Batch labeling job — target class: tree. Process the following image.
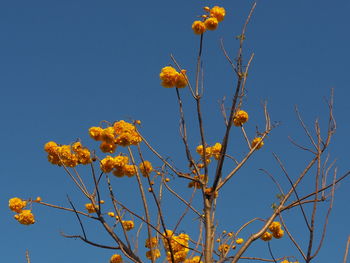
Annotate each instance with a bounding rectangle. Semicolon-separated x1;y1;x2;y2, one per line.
8;3;349;263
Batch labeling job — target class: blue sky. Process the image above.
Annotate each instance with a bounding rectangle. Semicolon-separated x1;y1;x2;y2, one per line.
1;1;350;262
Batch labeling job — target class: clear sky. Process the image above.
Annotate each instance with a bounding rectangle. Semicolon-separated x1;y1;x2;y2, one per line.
1;1;350;262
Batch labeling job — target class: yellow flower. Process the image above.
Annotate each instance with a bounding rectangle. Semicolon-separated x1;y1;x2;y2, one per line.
89;126;103;141
113;167;125;177
100;141;117;153
100;156;116;173
110;254;123;263
85;203;98;213
145;237;159;248
115;131;142;146
114;155;129;168
75;148;92;164
14;210;35;225
218;244;229;254
210;6;226;22
175;70;188;89
196;145;212;158
9;197;27;213
123;164;137;177
236;238;244;244
260;231;273;241
101;127;116;143
160;66;179;88
211;142;222;160
107;212;115;217
203;6;210;12
113;120;136;134
192;21;206;35
146;249;161;260
251;137;264;149
233;110;249;126
122;220;135;231
272;229;284;239
204;17;219;30
44;141;58;154
269;221;282;233
139;161;153;177
71;142;82;152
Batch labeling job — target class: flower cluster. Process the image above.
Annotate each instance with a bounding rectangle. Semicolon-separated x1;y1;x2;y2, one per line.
9;198;35;225
145;238;161;261
44;141;92;167
162;230;190;263
218;244;229;254
192;6;226;35
196;142;222;162
261;221;284;241
121;220;135;231
233;110;249;126
89;120;142;152
110;254;123;263
139;160;153;177
99;155;135;177
159;66;188;88
280;260;299;263
85;203;99;213
251;137;264;150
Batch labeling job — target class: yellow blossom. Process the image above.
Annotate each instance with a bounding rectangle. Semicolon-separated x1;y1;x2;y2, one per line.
100;127;115;143
114;155;129;168
204;17;219;30
113;167;125;177
211;142;222;160
89;126;103;140
260;231;273;241
14;210;35;225
85;203;98;213
139;161;153;177
210;6;226;22
160;66;179;88
123;164;137;177
9;197;27;213
122;220;135;231
233;110;249;126
146;249;161;260
192;21;206;35
236;238;244;244
176;70;188;89
113;120;136;134
110;254;123;263
218;244;229;254
203;6;210;12
251;137;264;149
272;229;284;239
44;141;58;154
269;221;282;233
145;237;158;248
115;131;142;146
75;148;92;164
108;212;115;217
196;145;212;158
100;156;116;173
71;141;82;152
